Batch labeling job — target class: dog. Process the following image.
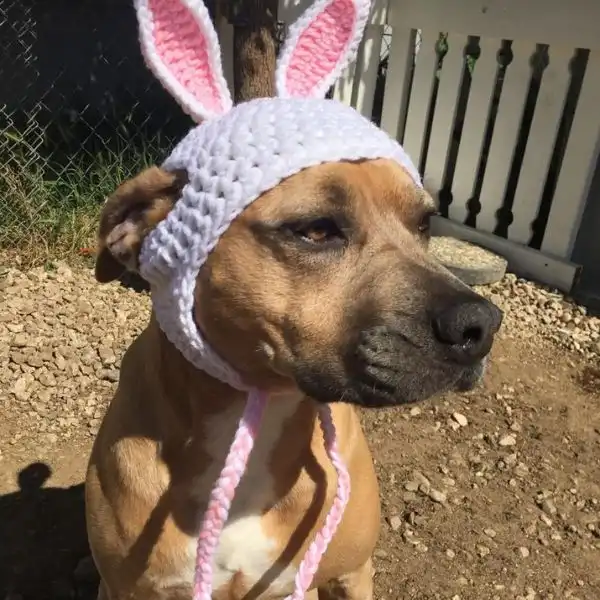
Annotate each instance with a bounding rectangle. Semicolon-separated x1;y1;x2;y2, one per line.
85;157;502;600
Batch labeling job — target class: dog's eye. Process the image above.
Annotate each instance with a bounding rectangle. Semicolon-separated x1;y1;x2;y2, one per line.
291;218;345;245
418;211;437;235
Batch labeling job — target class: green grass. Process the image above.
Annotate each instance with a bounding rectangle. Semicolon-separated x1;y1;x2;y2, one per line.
0;128;164;268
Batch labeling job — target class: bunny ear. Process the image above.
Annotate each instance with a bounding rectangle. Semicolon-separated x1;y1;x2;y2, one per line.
134;0;233;122
275;0;372;99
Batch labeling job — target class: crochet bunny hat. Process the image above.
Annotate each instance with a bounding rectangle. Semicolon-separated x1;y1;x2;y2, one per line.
132;0;422;598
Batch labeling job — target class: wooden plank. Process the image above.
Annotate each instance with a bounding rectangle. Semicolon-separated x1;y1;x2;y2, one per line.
449;37;500;223
509;46;571;246
352;24;385;118
422;33;466;196
380;27;416;141
401;28;440;171
542;51;600;258
333;62;358;106
388;0;600;50
369;0;390;25
477;40;536;233
431;216;580;293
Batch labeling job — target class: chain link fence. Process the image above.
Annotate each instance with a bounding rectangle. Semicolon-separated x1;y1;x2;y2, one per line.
0;0;195;263
0;0;395;266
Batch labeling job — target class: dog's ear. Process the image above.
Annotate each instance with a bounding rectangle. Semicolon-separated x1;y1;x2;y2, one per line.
95;166;186;283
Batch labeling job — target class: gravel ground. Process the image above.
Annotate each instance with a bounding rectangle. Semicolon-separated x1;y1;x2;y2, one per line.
1;259;599;600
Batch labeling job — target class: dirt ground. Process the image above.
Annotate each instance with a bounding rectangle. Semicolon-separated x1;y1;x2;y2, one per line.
1;264;599;600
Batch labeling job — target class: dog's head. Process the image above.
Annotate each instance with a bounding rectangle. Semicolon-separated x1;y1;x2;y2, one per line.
96;158;502;407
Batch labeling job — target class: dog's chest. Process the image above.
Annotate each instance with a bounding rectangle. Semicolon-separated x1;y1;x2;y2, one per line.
184;399;300;597
160;514;297;598
210;514;296;595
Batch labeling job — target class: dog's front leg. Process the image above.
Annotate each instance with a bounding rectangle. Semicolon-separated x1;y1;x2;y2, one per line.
317;559;374;600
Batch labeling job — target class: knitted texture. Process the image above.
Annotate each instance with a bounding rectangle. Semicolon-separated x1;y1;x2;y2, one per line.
136;0;233;121
290;404;351;599
130;0;423;598
275;0;371;98
194;389;267;599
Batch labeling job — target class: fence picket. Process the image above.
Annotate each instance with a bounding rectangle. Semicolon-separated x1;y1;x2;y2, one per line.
422;33;465;197
402;29;440;172
449;37;499;224
380;27;416;142
476;41;536;234
542;51;600;257
353;24;385;119
508;47;571;246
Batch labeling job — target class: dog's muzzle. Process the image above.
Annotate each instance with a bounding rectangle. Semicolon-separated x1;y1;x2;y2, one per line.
343;295;502;407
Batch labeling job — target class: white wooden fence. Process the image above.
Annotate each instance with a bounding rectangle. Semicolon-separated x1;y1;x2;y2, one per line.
225;0;600;292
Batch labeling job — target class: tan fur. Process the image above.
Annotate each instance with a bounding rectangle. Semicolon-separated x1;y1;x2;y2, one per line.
95;167;186;283
86;159;490;600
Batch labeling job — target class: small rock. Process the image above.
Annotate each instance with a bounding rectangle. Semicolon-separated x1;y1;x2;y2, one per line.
452;412;469;427
429;489;446;503
477;545;490;557
515;463;529;477
540;498;557;516
484;528;497;538
389;516;402;531
419;481;431;495
26;354;43;368
518;546;530;558
12;333;27;348
446;548;456;559
101;369;120;383
38;372;57;387
499;434;517;447
98;346;116;365
409;406;421;417
12;376;31;400
412;470;430;487
10;352;25;364
540;514;553;527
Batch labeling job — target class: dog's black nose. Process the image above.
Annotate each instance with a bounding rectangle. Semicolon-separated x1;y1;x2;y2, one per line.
432;298;502;364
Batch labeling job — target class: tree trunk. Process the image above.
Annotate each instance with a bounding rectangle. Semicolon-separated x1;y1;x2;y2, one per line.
227;0;280;103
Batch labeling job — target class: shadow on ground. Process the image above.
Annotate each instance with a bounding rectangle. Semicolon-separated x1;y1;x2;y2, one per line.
0;462;98;600
117;271;150;293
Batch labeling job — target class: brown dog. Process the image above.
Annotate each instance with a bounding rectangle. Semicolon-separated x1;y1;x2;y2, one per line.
86;158;502;600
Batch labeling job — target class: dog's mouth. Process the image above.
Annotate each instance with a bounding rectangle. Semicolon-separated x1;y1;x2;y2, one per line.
293;330;491;408
349;358;487;408
296;358;487;408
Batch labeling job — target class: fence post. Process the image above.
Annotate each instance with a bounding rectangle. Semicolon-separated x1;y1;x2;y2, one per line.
572;154;600;314
227;0;280;102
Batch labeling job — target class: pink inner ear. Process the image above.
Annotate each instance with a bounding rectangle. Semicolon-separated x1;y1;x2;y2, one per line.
149;0;224;114
285;0;357;97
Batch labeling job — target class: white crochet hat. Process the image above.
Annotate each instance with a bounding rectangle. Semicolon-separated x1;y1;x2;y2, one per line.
133;0;422;389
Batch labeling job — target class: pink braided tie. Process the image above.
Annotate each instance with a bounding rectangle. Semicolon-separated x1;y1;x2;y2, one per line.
193;389;351;600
